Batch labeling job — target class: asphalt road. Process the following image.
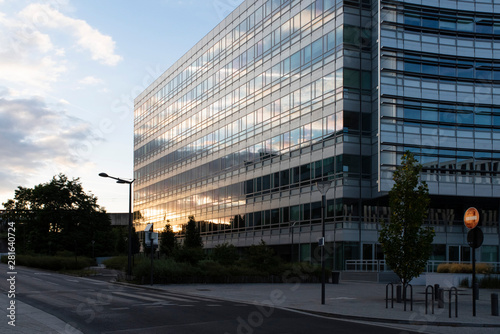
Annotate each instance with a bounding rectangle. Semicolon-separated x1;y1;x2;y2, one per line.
0;264;417;334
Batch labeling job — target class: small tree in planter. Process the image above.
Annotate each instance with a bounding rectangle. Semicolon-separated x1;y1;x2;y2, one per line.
379;151;435;300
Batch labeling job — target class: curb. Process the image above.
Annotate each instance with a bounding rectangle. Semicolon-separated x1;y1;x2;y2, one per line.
289;308;500;328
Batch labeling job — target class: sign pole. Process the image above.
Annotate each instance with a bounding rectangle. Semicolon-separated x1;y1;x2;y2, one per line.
472;247;476;317
464;207;483;317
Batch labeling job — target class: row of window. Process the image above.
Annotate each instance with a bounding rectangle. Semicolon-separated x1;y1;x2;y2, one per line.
134;109;363;203
135;0;338;122
244;155;371;196
134;150;370;209
404;12;500;35
381;100;500;126
134;68;341;171
134;24;343;149
135;0;294;120
403;59;500;81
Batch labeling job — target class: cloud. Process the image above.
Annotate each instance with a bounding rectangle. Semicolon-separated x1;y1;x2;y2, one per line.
0;10;65;91
19;4;122;66
0;93;103;195
0;3;121;92
78;76;103;85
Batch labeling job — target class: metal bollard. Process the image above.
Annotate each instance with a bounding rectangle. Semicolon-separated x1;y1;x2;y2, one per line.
434;284;440;301
438;288;445;309
492;293;499;316
396;285;402;303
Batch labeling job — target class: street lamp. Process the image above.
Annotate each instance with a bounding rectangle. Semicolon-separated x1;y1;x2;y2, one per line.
99;172;135;279
316;180;332;305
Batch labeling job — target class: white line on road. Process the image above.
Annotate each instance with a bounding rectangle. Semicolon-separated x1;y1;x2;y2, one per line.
65;279;79;282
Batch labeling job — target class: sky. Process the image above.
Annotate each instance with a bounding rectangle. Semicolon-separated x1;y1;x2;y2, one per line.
0;0;244;212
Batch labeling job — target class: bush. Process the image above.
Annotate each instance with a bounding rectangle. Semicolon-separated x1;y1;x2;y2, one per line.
211;243;239;266
133;258;201;284
173;246;205;265
2;255;93;271
460;276;500;288
436;263;492;274
479;275;500;289
244;240;282;273
102;256;128;270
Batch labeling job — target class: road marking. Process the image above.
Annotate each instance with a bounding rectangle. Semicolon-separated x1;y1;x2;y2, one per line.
44;281;60;286
76;277;109;285
206;304;222;307
111;307;129;311
65;279;79;282
177;305;194;307
149;294;196;302
113;292;163;302
140;291;201;303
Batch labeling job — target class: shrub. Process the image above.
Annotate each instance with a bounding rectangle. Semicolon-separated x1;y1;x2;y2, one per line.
102;256;128;270
174;246;205;265
479;276;500;289
211;243;239;266
436;263;492;274
280;262;322;282
459;277;469;288
2;255;93;271
244;240;282;273
133;258;201;284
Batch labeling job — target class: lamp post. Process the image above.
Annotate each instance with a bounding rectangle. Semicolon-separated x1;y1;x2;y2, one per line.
99;172;135;279
317;180;332;305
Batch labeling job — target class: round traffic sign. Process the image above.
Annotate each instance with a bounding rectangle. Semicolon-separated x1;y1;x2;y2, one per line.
467;227;484;249
464;207;480;229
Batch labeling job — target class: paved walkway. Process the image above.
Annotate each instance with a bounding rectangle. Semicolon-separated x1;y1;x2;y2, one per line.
0;293;82;334
153;281;500;334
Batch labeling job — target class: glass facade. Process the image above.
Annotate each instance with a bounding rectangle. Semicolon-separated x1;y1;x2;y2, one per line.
134;0;500;269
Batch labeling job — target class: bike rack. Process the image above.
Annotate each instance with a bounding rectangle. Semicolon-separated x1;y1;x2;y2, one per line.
404;284;413;311
386;282;394;309
449;286;458;318
425;285;434;315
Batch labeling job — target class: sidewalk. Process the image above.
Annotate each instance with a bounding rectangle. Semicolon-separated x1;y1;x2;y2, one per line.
152;280;500;334
0;293;82;334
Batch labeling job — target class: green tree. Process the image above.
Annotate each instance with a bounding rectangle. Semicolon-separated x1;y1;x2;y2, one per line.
3;174;113;257
114;227;127;254
131;226;140;255
174;216;204;264
378;151;435;291
212;242;239;266
160;224;176;257
245;240;281;273
184;215;203;248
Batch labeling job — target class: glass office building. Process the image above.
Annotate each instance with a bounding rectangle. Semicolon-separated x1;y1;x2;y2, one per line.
134;0;500;269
